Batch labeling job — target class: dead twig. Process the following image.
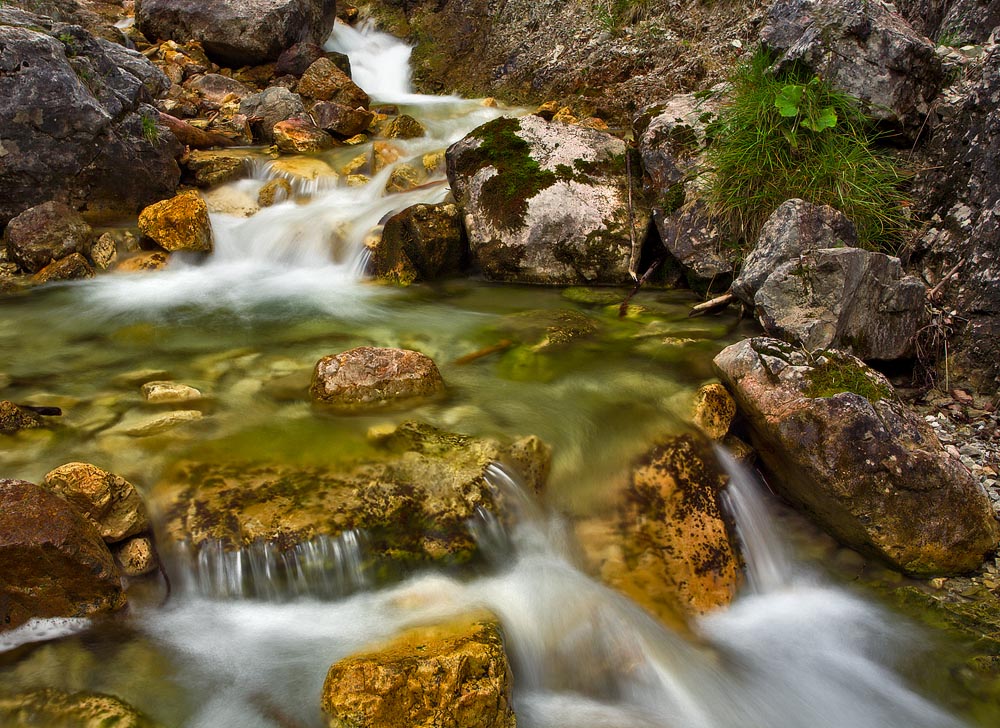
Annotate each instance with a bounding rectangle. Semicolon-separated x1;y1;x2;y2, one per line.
689;291;736;318
619;253;666;317
454;339;513;365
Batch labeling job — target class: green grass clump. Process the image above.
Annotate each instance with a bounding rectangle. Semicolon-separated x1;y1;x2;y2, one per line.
141;115;160;144
804;353;893;402
705;50;909;251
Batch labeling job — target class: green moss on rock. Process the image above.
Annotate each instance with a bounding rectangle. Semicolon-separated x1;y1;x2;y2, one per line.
804;352;894;402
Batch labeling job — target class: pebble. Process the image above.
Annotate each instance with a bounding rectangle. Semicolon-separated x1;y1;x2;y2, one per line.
141;381;203;403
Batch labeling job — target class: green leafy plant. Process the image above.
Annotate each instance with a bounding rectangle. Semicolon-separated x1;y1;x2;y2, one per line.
705;50;909;251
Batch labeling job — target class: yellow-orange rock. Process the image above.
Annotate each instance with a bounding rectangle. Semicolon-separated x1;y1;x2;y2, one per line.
692;382;737;440
138;191;213;253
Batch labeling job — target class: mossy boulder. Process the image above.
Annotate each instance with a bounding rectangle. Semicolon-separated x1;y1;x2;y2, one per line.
153;421;551;574
138;191;213;253
0;689;157;728
713;337;1000;575
322;617;516;728
446;115;650;285
310;347;445;413
0;478;126;632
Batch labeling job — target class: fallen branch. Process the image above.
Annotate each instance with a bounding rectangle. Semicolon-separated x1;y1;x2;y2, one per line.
689;291;736;318
454;339;513;365
619;253;666;317
927;258;964;302
158;111;237;149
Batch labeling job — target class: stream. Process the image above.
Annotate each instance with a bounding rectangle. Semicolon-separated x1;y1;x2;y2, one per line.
0;19;987;728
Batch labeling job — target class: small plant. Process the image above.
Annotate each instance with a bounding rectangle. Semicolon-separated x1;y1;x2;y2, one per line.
705;50;909;252
56;31;78;56
593;0;653;31
804;352;893;402
141;115;160;144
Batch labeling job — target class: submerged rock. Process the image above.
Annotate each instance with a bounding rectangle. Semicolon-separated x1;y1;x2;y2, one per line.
137;0;338;67
0;689;156;728
43;462;150;543
322;617;516;728
154;421;550;572
0;400;45;434
138;191;214;253
310;347;445;413
714;337;1000;575
0;478;126;632
761;0;945;136
446;115;650;285
3;201;92;274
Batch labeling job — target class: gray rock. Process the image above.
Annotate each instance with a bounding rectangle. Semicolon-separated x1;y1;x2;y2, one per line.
184;73;252;103
446;115;650;285
0;16;182;226
760;0;946;136
136;0;338;67
754;246;928;360
653;198;735;288
239;86;307;143
3;201;92;273
732;199;858;304
713;337;1000;575
894;0;1000;44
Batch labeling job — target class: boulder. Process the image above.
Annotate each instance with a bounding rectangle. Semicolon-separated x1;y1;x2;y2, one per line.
153;421;551;573
0;400;45;434
311;100;374;137
760;0;946;136
43;462;151;543
582;433;741;623
3;201;92;273
310;347;445;412
369;203;466;282
138;191;214;253
446;115;650;285
0;479;126;632
754;246;928;360
31;253;96;284
239;86;307;144
692;382;737;440
713;337;1000;575
0;15;181;226
0;689;155;728
383;114;427;139
275;42;351;77
297;58;370;108
322;618;516;728
653;199;736;288
182;149;250;188
273;117;336;153
895;0;1000;44
136;0;338;67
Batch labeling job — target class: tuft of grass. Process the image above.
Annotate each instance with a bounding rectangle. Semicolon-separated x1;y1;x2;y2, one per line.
704;50;909;252
593;0;654;31
141;115;160;144
804;352;894;402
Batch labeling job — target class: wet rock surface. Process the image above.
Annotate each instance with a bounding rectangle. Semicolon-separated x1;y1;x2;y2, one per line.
369;203;466;283
310;347;445;412
0;478;126;632
43;462;151;544
714;337;1000;575
322;617;516;728
446;115;649;285
3;202;93;274
137;191;213;253
0;688;157;728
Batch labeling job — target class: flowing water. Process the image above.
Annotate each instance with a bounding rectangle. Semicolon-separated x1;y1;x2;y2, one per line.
0;19;988;728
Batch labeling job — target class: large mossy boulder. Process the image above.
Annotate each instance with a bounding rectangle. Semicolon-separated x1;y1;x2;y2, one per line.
760;0;945;137
0;11;181;226
136;0;338;67
322;617;516;728
153;422;550;574
1;479;126;632
713;337;1000;575
446;115;650;285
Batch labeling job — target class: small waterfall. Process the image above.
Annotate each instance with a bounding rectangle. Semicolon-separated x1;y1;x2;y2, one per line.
173;532;369;601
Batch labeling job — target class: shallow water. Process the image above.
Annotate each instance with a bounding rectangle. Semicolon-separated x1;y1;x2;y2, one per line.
0;19;991;728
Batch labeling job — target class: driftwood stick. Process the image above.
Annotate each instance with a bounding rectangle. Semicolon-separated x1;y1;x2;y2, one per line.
158;112;237;149
625;149;639;280
689;291;736;318
454;339;514;365
928;259;964;301
619;254;666;317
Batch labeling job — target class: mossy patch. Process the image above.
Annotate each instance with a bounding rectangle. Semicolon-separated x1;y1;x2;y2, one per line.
804;353;893;402
458;117;557;230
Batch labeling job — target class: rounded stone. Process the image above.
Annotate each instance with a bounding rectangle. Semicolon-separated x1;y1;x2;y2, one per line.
310;347;445;412
114;536;158;577
138;191;214;253
43;462;150;543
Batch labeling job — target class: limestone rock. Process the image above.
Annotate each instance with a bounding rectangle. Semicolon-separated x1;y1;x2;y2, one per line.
115;251;171;273
136;0;338;67
0;400;45;434
3;201;92;273
713;337;1000;575
446;115;650;285
273;117;336;153
154;421;551;569
322;618;516;728
760;0;945;136
0;689;156;728
258;178;293;207
312;101;374;137
0;479;126;632
114;536;158;577
31;253;95;285
754;246;928;360
297;58;370;108
239;87;307;144
0;15;181;226
182;149;250;188
369;203;466;282
653;199;735;288
310;347;445;413
138;191;214;253
383;114;427;139
184;73;252;104
692;382;737;440
43;462;151;543
384;163;424;194
90;233;118;270
141;380;203;402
